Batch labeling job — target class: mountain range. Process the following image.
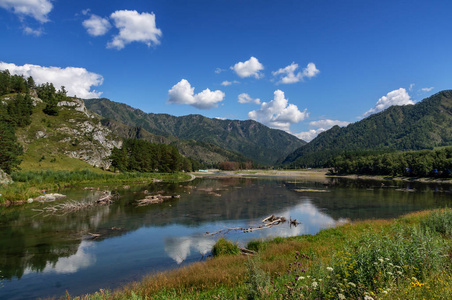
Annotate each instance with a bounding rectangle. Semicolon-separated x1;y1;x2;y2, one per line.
85;98;306;165
282;90;452;167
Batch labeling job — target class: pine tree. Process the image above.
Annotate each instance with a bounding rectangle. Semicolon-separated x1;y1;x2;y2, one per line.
0;120;23;174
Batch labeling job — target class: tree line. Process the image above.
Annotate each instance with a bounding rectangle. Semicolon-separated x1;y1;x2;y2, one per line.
329;147;452;177
110;139;195;173
0;70;70;173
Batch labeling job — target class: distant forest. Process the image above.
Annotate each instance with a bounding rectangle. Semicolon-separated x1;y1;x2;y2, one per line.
329;147;452;177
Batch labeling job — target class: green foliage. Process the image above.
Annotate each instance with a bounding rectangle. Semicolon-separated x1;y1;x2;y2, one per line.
110;139;191;173
246;259;271;300
420;209;452;236
0;120;23;174
246;240;264;252
284;90;452;168
37;82;68;116
6;93;33;127
212;238;240;257
329;147;452;177
0;70;31;96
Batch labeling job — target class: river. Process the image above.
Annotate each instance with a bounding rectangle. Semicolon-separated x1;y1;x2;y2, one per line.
0;176;451;299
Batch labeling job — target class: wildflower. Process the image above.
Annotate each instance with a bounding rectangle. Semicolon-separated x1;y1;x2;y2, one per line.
373;262;378;265
312;281;318;289
389;263;394;266
387;272;393;276
378;258;384;263
319;279;323;282
412;277;417;281
382;290;388;294
338;293;346;300
298;276;305;281
397;271;403;275
327;267;334;272
348;282;356;288
385;258;390;261
364;296;374;300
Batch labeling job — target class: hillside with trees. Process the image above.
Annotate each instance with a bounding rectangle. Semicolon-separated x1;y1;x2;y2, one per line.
283;90;452;168
85;98;306;165
101;119;251;168
329;147;452;177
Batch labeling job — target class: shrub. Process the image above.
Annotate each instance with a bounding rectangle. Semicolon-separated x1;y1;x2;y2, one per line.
212;238;240;257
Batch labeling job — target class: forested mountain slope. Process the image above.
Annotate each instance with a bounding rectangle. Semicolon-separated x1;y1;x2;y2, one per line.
283;90;452;167
101;119;251;167
85;98;306;165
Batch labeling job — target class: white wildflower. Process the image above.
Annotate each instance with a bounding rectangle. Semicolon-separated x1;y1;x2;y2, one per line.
364;296;374;300
378;258;384;262
382;290;388;294
298;276;305;280
387;272;393;276
327;267;334;272
397;271;403;275
338;293;346;300
312;281;318;289
348;282;356;288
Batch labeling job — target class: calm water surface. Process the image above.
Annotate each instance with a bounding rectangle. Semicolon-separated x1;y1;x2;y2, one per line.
0;176;451;299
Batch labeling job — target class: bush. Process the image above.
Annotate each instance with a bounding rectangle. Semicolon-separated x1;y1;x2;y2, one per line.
212;238;240;257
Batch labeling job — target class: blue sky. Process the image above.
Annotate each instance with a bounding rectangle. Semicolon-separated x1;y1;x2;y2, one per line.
0;0;451;141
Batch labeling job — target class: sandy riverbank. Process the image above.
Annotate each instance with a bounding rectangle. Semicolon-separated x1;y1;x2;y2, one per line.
192;169;452;184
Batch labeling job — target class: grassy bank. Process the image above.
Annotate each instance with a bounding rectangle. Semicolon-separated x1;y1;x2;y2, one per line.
65;209;452;300
0;169;190;204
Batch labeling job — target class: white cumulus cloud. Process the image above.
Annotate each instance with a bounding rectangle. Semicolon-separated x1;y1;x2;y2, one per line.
272;62;319;84
0;62;104;98
295;119;350;142
363;88;414;117
248;90;308;132
107;10;162;50
309;119;350;129
83;14;111;36
168;79;225;109
231;57;264;79
238;93;261;105
0;0;53;22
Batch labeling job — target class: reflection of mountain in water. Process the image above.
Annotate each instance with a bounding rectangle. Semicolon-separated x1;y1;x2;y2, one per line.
1;177;450;280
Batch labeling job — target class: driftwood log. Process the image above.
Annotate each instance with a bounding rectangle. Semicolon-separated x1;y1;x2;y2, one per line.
206;214;300;236
136;194;180;206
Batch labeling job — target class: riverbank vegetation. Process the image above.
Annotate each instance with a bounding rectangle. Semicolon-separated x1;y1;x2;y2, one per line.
329;147;452;178
0;169;190;204
65;208;452;299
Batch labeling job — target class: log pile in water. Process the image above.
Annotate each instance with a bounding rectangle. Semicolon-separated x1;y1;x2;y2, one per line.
206;214;301;236
136;194;180;206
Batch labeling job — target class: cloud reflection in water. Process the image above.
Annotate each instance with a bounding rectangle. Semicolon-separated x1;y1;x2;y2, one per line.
164;235;216;264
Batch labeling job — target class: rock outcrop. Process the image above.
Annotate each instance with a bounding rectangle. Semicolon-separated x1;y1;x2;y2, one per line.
0;168;13;185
